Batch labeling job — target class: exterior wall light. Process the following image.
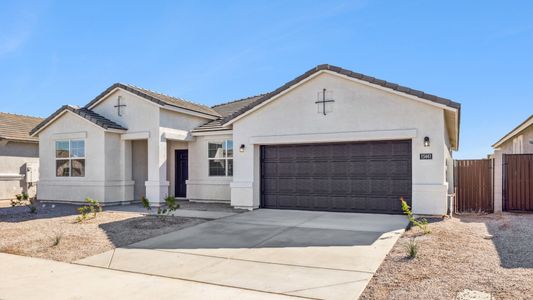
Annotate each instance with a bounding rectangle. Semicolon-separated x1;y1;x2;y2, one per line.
239;144;246;152
424;136;430;147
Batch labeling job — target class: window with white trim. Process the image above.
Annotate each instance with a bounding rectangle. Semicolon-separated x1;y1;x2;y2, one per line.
208;140;233;176
56;140;85;177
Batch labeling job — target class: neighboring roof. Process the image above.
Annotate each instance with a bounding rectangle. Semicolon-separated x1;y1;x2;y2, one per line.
193;94;265;132
221;64;461;124
85;83;221;118
0;112;44;142
30;105;127;136
492;114;533;148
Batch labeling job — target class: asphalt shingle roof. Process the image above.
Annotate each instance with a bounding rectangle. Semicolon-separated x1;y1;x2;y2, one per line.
0;112;44;142
30;105;127;136
193;94;265;132
219;64;461;124
85;83;221;118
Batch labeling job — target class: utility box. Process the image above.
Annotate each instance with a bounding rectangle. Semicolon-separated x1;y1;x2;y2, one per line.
25;163;39;183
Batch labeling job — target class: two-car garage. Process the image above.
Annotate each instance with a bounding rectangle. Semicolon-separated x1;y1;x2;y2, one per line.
260;140;412;214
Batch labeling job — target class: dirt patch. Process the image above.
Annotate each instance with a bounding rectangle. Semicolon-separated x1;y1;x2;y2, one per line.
360;213;533;300
0;205;206;263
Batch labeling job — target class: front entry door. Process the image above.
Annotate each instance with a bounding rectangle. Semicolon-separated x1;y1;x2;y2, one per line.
175;150;188;198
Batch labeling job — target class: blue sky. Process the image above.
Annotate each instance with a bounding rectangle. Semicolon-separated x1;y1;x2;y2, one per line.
1;1;532;158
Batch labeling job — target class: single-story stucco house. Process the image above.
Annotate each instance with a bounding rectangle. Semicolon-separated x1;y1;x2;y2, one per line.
30;64;460;215
0;112;43;201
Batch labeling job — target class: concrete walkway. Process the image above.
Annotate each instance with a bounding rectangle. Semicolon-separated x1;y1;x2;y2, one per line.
0;253;301;300
77;209;408;300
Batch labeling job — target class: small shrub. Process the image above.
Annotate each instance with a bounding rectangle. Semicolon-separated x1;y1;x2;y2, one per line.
11;192;29;207
400;197;430;234
141;196;151;212
52;233;62;247
156;196;180;217
405;238;418;259
28;205;37;214
75;198;102;223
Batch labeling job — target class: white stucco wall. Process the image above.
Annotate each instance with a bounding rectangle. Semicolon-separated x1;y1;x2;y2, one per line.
231;72;453;215
37;112;107;203
37;87;213;205
0;141;39;200
187;134;233;203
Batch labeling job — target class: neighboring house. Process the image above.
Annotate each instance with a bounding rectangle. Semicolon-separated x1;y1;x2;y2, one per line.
492;115;533;154
30;64;460;215
0;112;43;201
492;114;533;212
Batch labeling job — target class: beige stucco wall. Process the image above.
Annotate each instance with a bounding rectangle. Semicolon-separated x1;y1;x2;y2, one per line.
0;141;39;200
38;88;212;205
187;134;233;203
37;112;107;203
132;140;148;200
497;125;533;154
231;72;454;215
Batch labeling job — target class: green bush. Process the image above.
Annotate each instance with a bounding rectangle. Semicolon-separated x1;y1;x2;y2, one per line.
157;196;180;216
405;238;418;259
75;198;102;223
141;196;151;212
400;197;430;234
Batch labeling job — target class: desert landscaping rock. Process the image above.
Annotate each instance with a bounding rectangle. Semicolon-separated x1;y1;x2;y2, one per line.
360;213;533;300
456;289;492;300
0;204;206;262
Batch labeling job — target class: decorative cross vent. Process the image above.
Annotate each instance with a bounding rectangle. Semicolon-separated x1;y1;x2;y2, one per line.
315;88;335;115
114;96;126;116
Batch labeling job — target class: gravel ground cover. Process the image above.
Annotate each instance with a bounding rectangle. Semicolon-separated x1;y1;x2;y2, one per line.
360;213;533;300
0;203;206;262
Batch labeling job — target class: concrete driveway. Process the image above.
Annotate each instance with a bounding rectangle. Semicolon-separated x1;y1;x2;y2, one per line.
77;209;408;300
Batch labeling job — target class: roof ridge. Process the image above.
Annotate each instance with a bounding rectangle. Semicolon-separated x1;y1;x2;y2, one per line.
212;92;270;108
0;111;44;120
122;83;214;110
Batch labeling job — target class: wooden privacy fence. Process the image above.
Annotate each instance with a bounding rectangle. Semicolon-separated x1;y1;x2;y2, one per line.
503;154;533;211
454;159;493;213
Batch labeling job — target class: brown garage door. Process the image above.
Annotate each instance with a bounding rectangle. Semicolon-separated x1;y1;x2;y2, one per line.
260;140;412;214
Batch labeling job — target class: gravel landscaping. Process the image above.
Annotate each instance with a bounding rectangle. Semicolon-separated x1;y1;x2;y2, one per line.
360;213;533;300
0;203;207;262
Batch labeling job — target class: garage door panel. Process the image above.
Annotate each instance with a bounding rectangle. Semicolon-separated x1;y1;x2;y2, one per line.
261;140;412;214
349;160;368;176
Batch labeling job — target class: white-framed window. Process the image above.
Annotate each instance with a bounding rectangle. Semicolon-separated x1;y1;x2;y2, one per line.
208;140;233;176
55;140;86;177
513;135;524;154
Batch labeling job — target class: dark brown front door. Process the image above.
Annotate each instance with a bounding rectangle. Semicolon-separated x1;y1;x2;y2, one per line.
260;140;412;214
175;150;188;198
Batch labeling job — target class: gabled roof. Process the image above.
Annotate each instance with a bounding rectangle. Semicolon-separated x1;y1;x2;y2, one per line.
0;112;44;142
193;94;265;132
30;105;127;136
85;83;221;118
221;64;461;124
492;114;533;148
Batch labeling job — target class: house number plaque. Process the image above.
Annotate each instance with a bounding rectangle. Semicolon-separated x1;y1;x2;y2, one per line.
420;153;433;160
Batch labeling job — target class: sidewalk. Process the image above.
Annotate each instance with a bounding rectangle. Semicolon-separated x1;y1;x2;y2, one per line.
0;253;302;300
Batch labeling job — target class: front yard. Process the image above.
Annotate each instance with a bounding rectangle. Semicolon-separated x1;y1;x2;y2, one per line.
361;213;533;300
0;203;206;262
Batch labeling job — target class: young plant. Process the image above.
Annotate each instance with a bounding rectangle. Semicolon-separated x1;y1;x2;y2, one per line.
141;196;151;212
405;238;418;259
400;197;431;234
28;205;37;214
11;192;29;207
75;198;102;223
52;233;63;247
156;196;180;216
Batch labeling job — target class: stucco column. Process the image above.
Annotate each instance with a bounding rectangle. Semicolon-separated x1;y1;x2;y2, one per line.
493;149;503;213
145;130;169;206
